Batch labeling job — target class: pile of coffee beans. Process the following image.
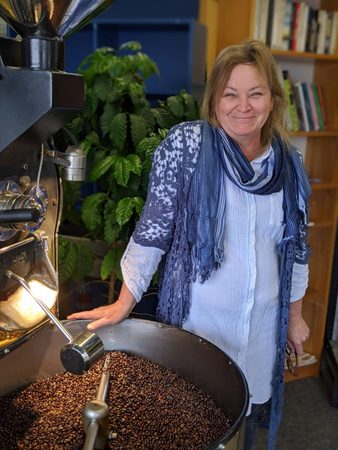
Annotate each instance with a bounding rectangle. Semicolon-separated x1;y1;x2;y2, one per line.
0;351;231;449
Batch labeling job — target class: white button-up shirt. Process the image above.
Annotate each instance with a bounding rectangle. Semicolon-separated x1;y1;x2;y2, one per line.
121;147;308;413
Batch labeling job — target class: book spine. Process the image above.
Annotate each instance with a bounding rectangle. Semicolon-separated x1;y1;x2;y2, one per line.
297;3;310;52
266;0;276;46
306;82;320;130
317;85;328;130
329;11;338;54
294;82;310;131
306;8;318;53
290;2;301;51
324;11;334;54
259;0;270;42
282;70;299;131
312;84;324;131
317;9;328;54
281;0;293;50
301;82;315;130
253;0;262;39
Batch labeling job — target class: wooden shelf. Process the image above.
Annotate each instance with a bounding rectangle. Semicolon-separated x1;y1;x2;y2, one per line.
290;130;338;137
310;182;338;190
272;49;338;61
308;220;335;228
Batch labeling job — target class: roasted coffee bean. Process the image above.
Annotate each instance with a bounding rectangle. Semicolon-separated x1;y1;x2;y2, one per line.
0;352;231;449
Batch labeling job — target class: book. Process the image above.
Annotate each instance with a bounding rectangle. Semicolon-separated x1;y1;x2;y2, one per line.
306;7;319;53
253;0;262;40
271;0;285;49
317;85;328;130
276;64;292;130
301;82;315;130
258;0;270;42
329;11;338;54
305;82;320;131
324;11;334;54
312;84;324;131
280;0;293;50
290;2;302;51
294;82;310;131
297;2;310;52
266;0;276;46
316;9;328;54
282;70;300;131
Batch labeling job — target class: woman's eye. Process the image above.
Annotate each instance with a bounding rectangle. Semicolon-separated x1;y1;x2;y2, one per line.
250;92;263;97
224;93;236;97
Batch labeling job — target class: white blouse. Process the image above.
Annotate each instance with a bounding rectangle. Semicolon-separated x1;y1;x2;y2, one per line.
120;148;308;413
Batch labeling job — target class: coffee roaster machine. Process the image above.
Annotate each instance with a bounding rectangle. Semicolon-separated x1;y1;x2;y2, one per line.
0;2;249;449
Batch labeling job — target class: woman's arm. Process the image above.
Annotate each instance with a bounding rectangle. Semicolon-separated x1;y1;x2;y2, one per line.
287;298;310;355
287;262;310;354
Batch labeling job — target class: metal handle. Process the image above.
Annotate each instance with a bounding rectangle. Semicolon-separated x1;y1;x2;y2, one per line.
5;270;73;342
83;355;110;450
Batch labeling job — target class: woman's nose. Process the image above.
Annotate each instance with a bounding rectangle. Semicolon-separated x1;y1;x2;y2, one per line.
237;96;251;111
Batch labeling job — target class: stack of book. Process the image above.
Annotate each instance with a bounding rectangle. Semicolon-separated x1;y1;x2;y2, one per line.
253;0;338;54
279;69;328;132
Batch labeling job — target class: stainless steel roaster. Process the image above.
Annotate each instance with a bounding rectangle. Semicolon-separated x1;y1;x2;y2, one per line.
0;318;249;450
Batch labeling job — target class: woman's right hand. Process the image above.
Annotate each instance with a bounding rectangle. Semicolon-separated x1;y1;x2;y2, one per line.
67;283;137;331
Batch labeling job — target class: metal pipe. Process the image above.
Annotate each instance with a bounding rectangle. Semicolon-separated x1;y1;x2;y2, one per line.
96;353;110;401
5;270;73;342
83;422;99;450
83;355;111;449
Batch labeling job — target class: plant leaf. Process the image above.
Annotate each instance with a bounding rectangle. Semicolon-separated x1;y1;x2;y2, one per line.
115;197;135;226
115;196;144;226
167;95;185;117
133;196;145;215
58;239;77;284
81;192;107;232
93;74;113;101
104;200;121;244
182;91;200;120
89;155;115;181
119;41;142;52
100;103;117;136
130;113;148;148
126;154;142;176
113;155;131;186
110;113;127;151
100;247;124;281
72;241;94;283
83;91;98;117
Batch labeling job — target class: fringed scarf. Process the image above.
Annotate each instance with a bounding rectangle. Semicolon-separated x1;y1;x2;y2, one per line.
156;122;311;449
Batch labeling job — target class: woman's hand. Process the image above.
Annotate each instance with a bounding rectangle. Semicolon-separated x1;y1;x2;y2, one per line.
287;299;310;355
67;283;137;331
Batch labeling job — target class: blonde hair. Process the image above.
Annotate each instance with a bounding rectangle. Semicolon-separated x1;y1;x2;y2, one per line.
200;40;289;147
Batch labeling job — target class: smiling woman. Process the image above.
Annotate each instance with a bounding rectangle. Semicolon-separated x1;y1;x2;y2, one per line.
68;40;311;450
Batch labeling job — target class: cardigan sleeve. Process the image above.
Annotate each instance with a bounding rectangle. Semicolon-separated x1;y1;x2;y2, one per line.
132;121;202;252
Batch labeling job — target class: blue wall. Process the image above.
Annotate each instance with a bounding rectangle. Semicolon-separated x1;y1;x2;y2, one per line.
65;0;206;99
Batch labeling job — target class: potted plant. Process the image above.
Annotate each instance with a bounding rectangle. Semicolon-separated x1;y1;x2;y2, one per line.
58;41;200;304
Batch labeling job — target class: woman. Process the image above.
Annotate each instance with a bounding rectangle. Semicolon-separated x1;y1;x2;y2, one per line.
68;40;311;449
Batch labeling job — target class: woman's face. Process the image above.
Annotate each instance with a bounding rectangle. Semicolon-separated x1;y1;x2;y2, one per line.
215;64;274;143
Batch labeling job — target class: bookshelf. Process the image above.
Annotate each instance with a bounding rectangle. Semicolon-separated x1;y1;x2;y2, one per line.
199;0;338;381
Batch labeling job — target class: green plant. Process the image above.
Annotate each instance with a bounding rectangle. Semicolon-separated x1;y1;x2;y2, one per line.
59;41;200;295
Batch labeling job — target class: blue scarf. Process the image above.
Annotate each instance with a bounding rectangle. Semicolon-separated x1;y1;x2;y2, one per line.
156;122;310;449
